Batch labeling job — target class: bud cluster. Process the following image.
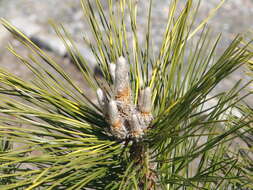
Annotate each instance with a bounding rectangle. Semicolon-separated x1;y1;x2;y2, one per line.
96;56;153;140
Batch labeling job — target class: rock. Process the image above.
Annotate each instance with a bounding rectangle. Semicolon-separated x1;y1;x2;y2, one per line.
9;17;41;37
202;95;243;118
30;34;66;56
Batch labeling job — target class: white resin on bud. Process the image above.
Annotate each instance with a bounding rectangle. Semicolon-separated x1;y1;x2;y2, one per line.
130;114;143;138
108;100;127;139
109;63;116;82
108;100;119;124
96;88;105;107
115;56;130;101
138;87;152;114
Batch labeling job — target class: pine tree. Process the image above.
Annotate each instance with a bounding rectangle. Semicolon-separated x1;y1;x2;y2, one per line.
0;0;252;189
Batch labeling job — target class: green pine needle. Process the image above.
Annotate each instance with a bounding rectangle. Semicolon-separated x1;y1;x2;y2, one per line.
0;0;252;189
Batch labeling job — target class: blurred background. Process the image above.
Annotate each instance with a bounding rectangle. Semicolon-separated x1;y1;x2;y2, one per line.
0;0;252;103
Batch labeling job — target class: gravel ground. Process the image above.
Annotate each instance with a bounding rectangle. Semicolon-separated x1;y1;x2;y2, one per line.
0;0;252;103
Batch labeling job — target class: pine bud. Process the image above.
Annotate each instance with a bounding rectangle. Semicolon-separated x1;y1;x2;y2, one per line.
96;88;106;108
138;87;152;114
108;100;119;124
115;56;130;102
108;100;127;139
109;62;116;82
130;114;143;139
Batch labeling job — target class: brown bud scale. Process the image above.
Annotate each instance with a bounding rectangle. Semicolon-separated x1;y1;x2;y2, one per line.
115;87;131;102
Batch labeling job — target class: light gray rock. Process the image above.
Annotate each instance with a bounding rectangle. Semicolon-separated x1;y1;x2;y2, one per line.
30;34;67;56
9;17;41;37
